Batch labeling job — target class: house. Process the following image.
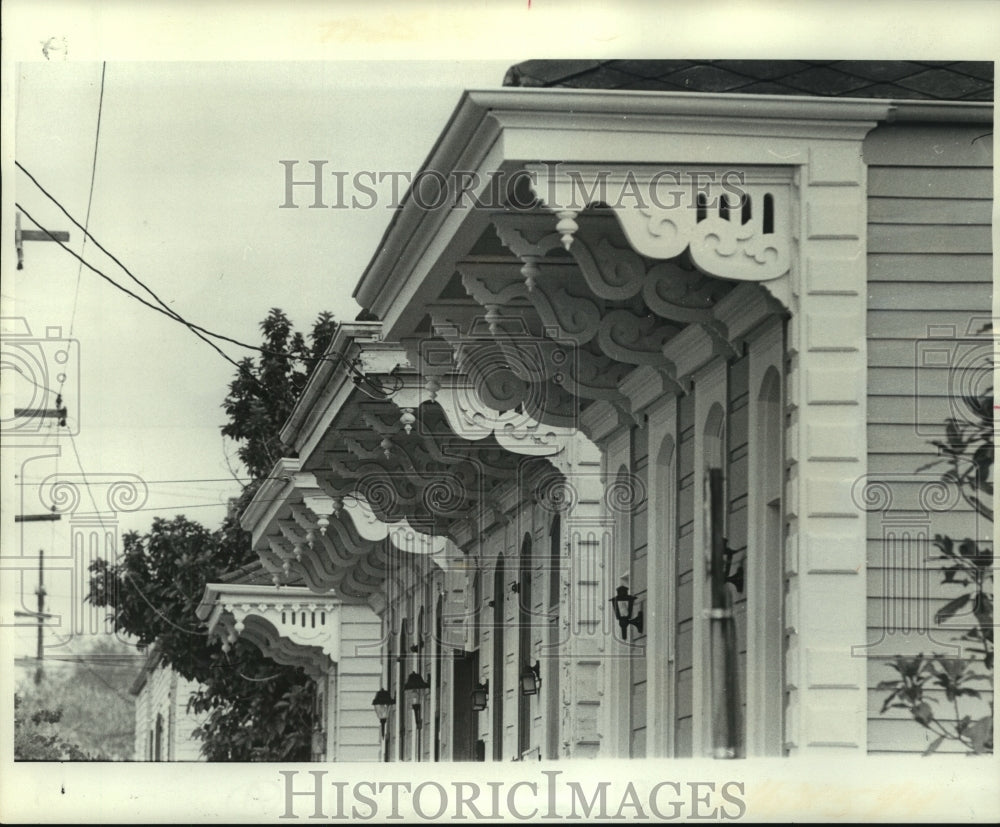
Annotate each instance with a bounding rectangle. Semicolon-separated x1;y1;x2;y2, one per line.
244;60;993;760
196;511;383;762
130;642;206;761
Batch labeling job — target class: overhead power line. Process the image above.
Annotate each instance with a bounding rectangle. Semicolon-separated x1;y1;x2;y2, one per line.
15;201;249;379
14;165;401;400
66;61;107;342
41;488;376;517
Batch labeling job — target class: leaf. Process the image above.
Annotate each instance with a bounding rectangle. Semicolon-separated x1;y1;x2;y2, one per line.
923;735;945;756
958;539;981;561
935;593;971;625
932;535;955;560
968;716;994;754
913;702;935;727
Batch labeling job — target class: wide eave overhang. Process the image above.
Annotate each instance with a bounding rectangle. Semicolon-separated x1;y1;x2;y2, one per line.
352;87;992;338
280;321;384;457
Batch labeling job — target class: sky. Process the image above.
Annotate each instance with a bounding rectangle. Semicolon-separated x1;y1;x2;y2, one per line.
5;60;509;661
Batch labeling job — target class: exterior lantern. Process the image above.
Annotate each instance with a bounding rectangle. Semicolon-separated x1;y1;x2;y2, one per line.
412;702;423;731
610;585;644;640
403;671;431;692
520;661;541;696
371;687;395;737
471;680;489;712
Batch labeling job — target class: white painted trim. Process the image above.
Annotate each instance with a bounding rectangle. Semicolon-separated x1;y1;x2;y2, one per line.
286;86;901;759
746;318;786;756
281;322;384;453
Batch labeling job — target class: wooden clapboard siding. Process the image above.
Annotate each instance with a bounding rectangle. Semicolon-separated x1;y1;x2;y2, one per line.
867;167;991;199
134;662;204;761
868;197;992;225
335;605;383;760
866;679;994;755
864;123;993;755
674;393;696;756
869;253;991;282
869;283;992;310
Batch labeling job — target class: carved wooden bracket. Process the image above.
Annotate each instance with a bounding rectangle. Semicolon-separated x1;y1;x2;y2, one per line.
427;375;574;457
209;594;342;680
525;165;792;282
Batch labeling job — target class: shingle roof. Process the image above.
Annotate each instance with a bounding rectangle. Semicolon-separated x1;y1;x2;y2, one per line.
502;60;993;101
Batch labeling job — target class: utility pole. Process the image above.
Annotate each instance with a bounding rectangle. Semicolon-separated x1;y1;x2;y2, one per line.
14;552;50;685
14;517;60;685
15;211;70;270
35;549;45;685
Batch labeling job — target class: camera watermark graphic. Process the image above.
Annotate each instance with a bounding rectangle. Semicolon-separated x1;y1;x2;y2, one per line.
1;317;79;436
855;316;994;657
4;474;149;645
913;316;994;436
1;317;147;655
851;471;978;655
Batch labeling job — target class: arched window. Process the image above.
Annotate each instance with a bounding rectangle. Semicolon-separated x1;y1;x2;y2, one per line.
416;606;426;763
750;365;785;755
546;515;561;760
674;392;697;756
398;618;409;762
492;554;505;761
384;621;395;762
704;399;742;757
434;595;443;762
517;534;533;758
655;433;676;758
154;713;164;762
472;571;482;651
417;606;426;675
704;404;726;492
610;465;633;756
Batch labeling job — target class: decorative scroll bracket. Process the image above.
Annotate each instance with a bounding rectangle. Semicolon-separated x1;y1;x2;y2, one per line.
526;164;792;283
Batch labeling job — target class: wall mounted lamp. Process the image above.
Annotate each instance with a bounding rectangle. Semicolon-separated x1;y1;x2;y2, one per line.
610;585;644;640
520;661;541;696
370;687;395;739
403;671;431;692
471;680;489;712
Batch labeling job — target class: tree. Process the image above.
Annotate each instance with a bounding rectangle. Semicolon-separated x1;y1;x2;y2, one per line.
89;309;336;760
222;309;336;480
14;636;137;760
878;386;993;754
15;693;92;761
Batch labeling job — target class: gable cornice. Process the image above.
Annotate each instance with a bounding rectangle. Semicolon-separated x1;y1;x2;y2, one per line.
354;87;990;337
